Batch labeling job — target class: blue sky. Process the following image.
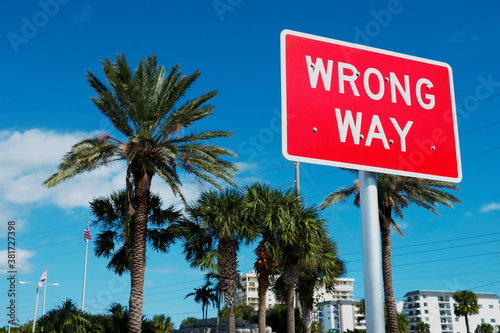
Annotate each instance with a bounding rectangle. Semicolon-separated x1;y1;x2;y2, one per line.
1;0;500;329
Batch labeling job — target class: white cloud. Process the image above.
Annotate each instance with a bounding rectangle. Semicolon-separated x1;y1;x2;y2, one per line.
0;249;36;274
480;202;500;213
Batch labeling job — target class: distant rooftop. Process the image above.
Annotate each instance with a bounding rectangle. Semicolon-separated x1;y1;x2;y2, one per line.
404;290;499;299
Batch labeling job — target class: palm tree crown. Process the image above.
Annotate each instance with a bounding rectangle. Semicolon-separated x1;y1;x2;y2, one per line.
90;190;181;275
453;290;480;333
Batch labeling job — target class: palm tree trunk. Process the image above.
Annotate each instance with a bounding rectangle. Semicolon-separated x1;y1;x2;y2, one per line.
128;170;152;333
465;313;470;333
286;285;295;333
203;304;207;333
257;269;269;333
283;263;299;333
216;291;221;333
380;217;398;333
301;305;313;333
219;240;238;333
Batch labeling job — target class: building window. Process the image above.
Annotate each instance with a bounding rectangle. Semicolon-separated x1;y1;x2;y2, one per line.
455;317;459;322
423;295;427;299
492;319;496;323
481;318;485;323
424;303;428;307
480;304;483;308
489;305;494;309
425;317;429;321
425;310;429;314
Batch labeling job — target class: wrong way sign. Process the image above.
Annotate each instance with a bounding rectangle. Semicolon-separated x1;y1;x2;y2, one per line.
281;30;462;182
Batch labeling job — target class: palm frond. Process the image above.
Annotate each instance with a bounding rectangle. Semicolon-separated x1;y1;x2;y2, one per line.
43;137;122;187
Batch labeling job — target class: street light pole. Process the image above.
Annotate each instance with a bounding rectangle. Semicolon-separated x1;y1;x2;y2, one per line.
33;283;41;333
19;281;41;333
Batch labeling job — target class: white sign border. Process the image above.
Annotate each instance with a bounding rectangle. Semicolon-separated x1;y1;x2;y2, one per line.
280;29;462;183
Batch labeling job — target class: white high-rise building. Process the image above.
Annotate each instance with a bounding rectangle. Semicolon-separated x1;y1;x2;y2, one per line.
316;300;366;333
235;271;357;310
235;270;281;309
403;290;500;333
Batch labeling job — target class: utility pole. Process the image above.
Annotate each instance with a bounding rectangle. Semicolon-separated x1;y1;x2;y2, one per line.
295;161;300;196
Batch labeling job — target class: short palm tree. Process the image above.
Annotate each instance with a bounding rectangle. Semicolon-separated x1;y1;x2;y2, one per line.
43;54;238;332
396;312;410;333
414;321;430;333
478;323;495;333
243;183;300;333
90;190;181;275
453;290;480;333
151;314;174;333
185;281;218;333
205;272;222;333
179;188;259;333
321;174;460;333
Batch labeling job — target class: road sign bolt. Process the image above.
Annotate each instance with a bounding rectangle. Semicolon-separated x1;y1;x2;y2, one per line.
385;77;389;82
431;146;435;150
356;72;360;77
312;127;317;132
389;139;394;144
360;134;364;140
426;85;430;89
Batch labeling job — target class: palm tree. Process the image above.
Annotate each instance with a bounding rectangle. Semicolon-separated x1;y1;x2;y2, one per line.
205;272;222;333
185;281;218;333
243;183;300;333
478;323;495;333
90;190;181;275
38;299;93;333
453;290;480;333
296;238;345;333
396;312;409;333
414;321;430;333
278;203;330;333
43;54;238;332
321;174;460;333
151;315;174;333
179;188;259;333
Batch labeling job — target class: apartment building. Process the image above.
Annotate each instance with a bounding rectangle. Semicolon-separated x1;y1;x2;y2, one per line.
235;271;356;310
316;300;366;332
235;270;280;309
403;290;500;333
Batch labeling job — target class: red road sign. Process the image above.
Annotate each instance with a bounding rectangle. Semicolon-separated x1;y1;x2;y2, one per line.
281;30;462;182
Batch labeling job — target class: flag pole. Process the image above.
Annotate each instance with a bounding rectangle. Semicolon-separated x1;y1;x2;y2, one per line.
42;267;47;317
81;222;90;312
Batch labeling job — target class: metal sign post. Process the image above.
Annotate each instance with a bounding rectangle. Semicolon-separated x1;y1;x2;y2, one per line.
359;171;385;332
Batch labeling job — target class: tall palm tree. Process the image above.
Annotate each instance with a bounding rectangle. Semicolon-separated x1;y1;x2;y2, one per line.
243;183;300;333
453;290;480;333
321;174;460;333
43;54;238;332
185;281;218;333
179;188;259;333
90;190;181;275
296;238;345;333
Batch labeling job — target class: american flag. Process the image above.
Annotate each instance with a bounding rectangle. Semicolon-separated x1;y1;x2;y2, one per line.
40;271;46;283
84;226;92;243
